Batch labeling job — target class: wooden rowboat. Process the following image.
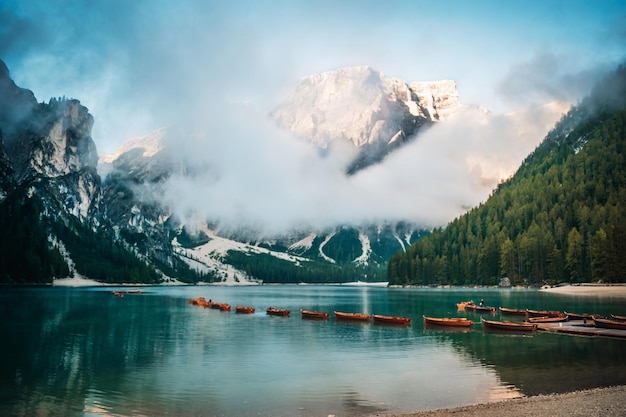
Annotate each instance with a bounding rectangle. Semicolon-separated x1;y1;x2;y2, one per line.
481;317;537;331
565;311;594;320
189;297;212;307
301;310;330;320
499;307;528;316
266;307;290;317
456;300;473;310
206;302;230;311
526;309;562;318
465;304;497;314
423;316;473;327
593;317;626;330
334;311;371;322
372;314;411;326
528;314;568;323
235;306;255;314
188;297;203;305
610;314;626;321
216;303;231;312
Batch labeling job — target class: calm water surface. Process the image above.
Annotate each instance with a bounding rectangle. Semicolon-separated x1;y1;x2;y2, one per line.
1;285;625;416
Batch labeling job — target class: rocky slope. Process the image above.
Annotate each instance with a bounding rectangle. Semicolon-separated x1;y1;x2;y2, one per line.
0;59;165;284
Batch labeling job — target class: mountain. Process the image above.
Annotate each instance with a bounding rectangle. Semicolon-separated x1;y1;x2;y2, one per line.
94;66;472;285
0;59;431;285
0;60;186;284
388;64;626;287
3;57;594;287
271;66;463;174
99;128;427;284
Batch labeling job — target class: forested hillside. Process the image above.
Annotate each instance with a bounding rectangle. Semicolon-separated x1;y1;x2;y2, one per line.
388;65;626;287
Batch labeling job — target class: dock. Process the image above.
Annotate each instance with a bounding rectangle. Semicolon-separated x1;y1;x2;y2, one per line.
537;320;626;339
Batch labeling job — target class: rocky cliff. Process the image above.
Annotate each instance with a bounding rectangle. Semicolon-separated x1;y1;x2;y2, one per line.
0;59;160;284
0;60;101;224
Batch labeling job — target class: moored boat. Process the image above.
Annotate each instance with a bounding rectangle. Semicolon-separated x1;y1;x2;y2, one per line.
126;289;142;294
112;291;124;297
481;317;537;331
499;307;528;316
610;314;626;321
301;310;330;320
206;302;230;311
372;314;411;326
235;306;255;314
528;314;568;323
593;317;626;330
334;311;371;322
189;297;210;307
565;311;594;320
456;300;473;310
266;307;290;317
423;316;473;327
526;309;562;318
465;303;496;314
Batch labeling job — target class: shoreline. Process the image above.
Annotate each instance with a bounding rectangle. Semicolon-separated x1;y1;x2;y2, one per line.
378;385;626;417
539;283;626;297
24;281;626;297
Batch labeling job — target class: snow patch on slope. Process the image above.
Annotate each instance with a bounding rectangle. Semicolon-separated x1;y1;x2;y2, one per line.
393;233;406;252
288;232;317;253
352;231;371;266
318;232;336;264
173;224;311;285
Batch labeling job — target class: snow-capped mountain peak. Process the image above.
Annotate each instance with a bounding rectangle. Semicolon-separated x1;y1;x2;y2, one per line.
270;66;462;173
271;66;461;149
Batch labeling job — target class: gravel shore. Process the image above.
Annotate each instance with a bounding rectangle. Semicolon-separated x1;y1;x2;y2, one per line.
540;283;626;298
374;385;626;417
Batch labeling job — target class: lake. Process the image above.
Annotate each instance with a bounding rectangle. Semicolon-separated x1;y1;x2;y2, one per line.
1;285;625;416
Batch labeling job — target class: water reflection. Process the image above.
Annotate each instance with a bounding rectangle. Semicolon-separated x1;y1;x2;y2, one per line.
1;286;625;416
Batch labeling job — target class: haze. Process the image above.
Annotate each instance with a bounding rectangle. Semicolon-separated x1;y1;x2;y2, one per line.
1;1;624;234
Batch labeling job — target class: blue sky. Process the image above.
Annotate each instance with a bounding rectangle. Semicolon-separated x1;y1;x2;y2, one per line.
1;1;625;231
1;0;624;153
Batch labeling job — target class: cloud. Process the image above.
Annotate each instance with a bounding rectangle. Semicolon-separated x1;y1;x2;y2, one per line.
160;100;569;236
497;52;618;110
3;0;623;235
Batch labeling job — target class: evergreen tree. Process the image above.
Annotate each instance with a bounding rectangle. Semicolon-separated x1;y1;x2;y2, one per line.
388;65;626;286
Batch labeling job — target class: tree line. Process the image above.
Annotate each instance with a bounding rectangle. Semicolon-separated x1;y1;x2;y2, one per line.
388;70;626;287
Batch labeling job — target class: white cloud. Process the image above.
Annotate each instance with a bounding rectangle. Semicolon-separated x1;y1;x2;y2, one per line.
3;0;623;234
160;100;569;236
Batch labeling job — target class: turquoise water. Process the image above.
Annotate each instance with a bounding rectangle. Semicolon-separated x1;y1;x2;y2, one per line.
1;285;625;416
